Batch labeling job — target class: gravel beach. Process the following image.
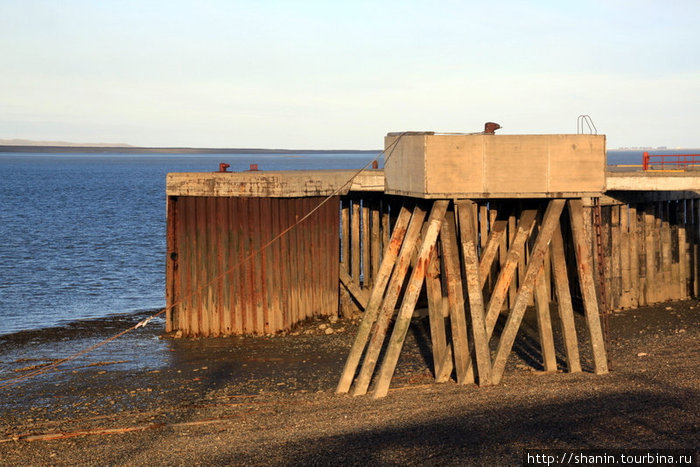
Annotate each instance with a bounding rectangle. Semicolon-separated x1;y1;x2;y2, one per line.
1;300;698;466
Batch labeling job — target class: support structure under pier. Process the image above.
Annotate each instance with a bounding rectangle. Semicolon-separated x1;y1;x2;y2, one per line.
337;198;609;398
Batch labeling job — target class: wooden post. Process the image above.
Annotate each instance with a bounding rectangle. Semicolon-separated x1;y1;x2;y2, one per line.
371;199;381;289
382;199;391;257
507;212;517;308
339;267;370;309
479;217;508;288
629;204;640;308
456;200;493;385
440;208;475;385
479;204;489;253
678;200;688;299
362;200;371;288
351;199;361;284
619;204;631;309
534;267;557;372
696;197;700;297
336;206;412;394
568;199;609;375
336;205;413;394
339;199;352;317
485;209;538;337
351;204;428;396
694;199;699;297
550;225;582;373
661;202;673;301
373;200;449;398
611;205;622;310
425;244;453;382
491;199;565;384
644;204;656;304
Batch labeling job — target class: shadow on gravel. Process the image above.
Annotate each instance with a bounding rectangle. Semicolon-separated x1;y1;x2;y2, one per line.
211;388;699;466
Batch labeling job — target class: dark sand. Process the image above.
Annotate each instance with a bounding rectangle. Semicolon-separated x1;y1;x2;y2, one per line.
1;301;698;466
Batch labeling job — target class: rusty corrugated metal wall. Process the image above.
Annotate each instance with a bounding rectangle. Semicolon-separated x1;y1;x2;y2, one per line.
166;196;339;336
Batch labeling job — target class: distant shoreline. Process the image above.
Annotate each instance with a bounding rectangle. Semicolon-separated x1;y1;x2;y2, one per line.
0;145;381;155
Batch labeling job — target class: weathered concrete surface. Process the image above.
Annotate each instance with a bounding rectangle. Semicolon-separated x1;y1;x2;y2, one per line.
167;170;384;197
606;171;700;191
384;133;606;198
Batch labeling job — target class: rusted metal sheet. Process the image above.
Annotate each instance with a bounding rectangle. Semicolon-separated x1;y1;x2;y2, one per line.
167;196;339;336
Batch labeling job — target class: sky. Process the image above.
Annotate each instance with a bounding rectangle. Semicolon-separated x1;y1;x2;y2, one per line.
1;0;698;149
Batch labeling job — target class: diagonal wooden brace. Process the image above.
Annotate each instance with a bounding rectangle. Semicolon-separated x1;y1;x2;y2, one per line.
491;199;566;384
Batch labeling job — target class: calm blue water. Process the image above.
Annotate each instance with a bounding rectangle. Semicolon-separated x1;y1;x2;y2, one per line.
0;152;379;336
1;148;696;336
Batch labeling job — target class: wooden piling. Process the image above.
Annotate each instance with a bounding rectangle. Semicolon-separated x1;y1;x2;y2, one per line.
362;200;371;288
351;204;427;396
373;200;449;398
491;199;565;384
485;209;538;337
568;199;609;375
336;205;413;394
456;200;492;385
351;199;361;284
425;244;452;382
371;199;381;288
550;225;581;373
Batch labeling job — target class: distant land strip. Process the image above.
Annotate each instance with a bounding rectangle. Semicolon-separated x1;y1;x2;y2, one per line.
0;145;381;155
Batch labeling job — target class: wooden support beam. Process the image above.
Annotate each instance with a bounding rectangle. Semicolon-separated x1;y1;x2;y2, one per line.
350;204;428;396
371;200;381;289
362;201;371;288
351;200;361;283
373;200;449;398
456;200;492;385
550;225;582;373
440;208;474;385
661;202;673;301
479;218;508;288
534;267;557;372
611;205;622;310
425;245;453;382
696;199;700;297
620;204;632;309
485;209;538;337
568;199;609;375
335;205;413;394
339;266;369;310
628;204;640;308
644;205;655;304
678;200;689;299
491;199;566;384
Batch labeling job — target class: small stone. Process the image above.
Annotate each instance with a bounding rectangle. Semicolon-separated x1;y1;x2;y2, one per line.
318;323;328;330
174;330;183;338
637;352;648;357
329;315;339;324
324;327;334;335
336;327;346;333
665;306;673;310
677;329;686;333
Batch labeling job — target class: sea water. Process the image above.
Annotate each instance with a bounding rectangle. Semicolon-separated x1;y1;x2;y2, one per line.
0;152;376;336
0;149;694;335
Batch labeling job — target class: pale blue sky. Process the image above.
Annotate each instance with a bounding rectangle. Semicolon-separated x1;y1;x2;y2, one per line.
1;0;698;149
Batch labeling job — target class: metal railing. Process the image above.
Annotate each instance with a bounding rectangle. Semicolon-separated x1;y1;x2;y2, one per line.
642;152;700;171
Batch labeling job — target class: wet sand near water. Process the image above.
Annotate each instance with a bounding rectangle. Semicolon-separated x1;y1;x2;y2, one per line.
1;301;698;465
